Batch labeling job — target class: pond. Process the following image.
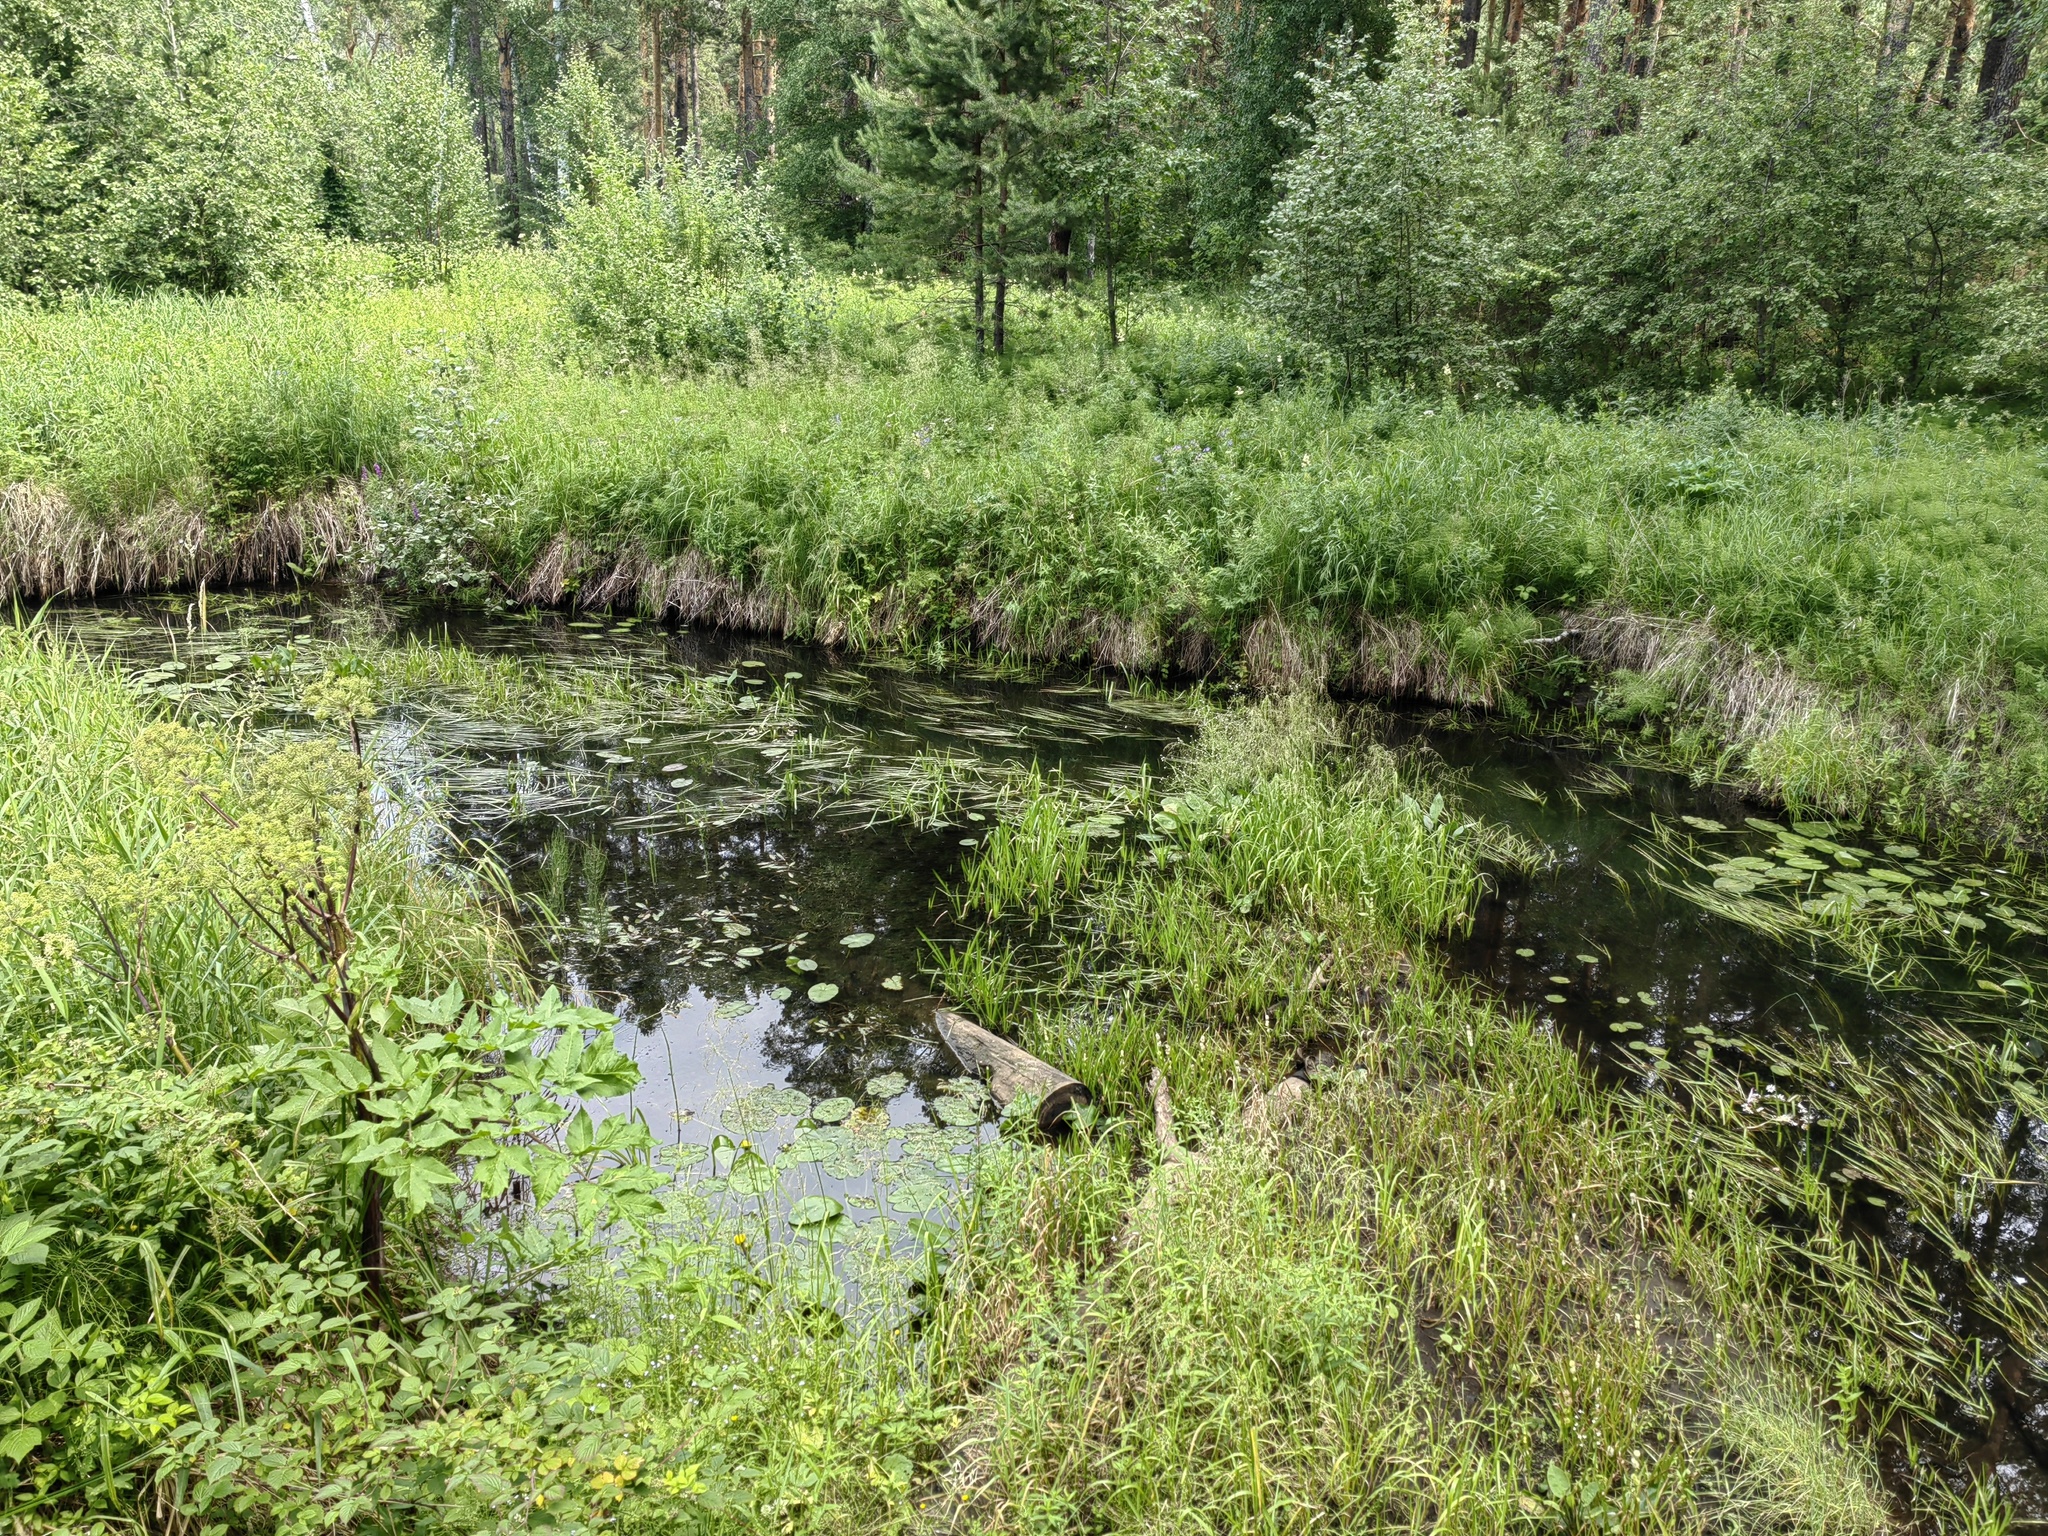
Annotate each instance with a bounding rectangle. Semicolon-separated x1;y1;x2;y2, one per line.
42;588;2048;1506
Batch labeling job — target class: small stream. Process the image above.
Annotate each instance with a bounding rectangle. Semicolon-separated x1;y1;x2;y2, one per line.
40;589;2048;1509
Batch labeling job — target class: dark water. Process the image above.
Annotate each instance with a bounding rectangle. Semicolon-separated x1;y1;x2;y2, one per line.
45;589;1193;1143
42;591;2048;1504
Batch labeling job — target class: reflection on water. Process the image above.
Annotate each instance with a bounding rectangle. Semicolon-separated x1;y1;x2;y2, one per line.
1403;715;2048;1507
44;589;1195;1140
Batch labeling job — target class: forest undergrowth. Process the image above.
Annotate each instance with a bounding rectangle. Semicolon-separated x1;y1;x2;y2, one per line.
5;257;2048;845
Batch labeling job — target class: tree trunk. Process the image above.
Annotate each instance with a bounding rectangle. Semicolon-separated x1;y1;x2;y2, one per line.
466;6;492;176
1583;0;1613;73
933;1009;1091;1135
361;1168;385;1295
1102;193;1118;347
1049;224;1071;285
1978;0;2030;127
1625;0;1662;75
1881;0;1916;72
1507;0;1524;45
684;32;700;156
649;12;664;169
1943;0;1976;102
1919;0;1965;99
689;37;702;158
973;167;986;359
739;8;758;175
1458;0;1482;67
993;181;1009;357
499;24;521;240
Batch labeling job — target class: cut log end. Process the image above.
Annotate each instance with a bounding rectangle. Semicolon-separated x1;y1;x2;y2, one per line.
933;1006;1092;1136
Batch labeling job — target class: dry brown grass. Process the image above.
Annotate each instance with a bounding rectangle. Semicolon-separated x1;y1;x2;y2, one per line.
0;482;369;599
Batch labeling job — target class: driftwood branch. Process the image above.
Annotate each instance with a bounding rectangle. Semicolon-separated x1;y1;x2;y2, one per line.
934;1008;1091;1135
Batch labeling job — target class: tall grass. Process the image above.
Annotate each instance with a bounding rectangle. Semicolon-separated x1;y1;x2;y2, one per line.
8;256;2048;836
0;627;512;1066
925;698;2010;1530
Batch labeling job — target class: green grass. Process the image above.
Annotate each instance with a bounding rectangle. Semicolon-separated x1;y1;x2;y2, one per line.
7;254;2048;839
0;627;514;1066
920;698;2018;1531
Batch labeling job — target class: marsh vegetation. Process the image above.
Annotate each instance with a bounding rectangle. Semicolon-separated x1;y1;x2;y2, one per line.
12;0;2048;1526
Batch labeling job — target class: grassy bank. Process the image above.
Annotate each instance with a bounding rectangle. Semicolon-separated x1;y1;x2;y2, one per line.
922;699;2015;1531
0;631;946;1533
7;257;2048;845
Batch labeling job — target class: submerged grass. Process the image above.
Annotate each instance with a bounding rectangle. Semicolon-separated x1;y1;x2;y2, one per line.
7;257;2048;837
921;697;2018;1530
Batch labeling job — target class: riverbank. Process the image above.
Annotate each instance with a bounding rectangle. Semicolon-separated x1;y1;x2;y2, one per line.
7;258;2048;846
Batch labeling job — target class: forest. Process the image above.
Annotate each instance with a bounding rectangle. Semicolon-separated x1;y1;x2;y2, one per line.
6;0;2048;1531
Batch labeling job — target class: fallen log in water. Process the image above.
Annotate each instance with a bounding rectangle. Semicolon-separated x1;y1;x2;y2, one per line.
933;1008;1092;1135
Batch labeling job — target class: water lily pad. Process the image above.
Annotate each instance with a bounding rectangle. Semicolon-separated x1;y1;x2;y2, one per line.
789;1195;844;1228
1609;1020;1642;1032
792;957;819;973
738;946;764;957
807;982;840;1004
881;974;905;991
712;999;750;1021
840;932;876;949
934;1094;982;1127
865;1073;908;1100
1883;843;1920;859
770;986;793;1001
1637;991;1656;1006
728;1160;777;1196
1791;820;1836;837
1544;993;1567;1004
888;1180;949;1213
1549;974;1571;985
811;1097;855;1123
1575;953;1600;965
1680;816;1726;832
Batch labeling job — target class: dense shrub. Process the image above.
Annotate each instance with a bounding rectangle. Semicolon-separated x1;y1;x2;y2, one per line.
552;159;828;372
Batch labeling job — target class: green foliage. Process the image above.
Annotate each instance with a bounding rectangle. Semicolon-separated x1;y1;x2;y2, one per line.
15;266;2048;835
0;51;70;292
338;51;494;282
757;0;890;246
852;0;1068;351
1256;14;1505;397
0;0;327;295
1196;0;1393;275
1518;0;2008;403
529;53;636;228
925;703;1922;1531
552;160;827;371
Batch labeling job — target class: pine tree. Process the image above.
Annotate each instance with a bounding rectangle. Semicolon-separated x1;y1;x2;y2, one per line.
850;0;1063;356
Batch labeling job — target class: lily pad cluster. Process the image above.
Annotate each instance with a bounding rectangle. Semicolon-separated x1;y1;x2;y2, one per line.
690;1072;991;1220
1679;815;2047;948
